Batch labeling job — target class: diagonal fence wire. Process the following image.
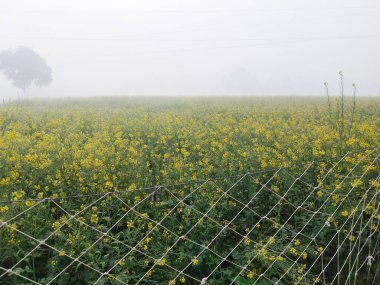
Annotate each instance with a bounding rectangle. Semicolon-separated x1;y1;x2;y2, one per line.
228;150;377;284
0;149;379;284
247;152;379;285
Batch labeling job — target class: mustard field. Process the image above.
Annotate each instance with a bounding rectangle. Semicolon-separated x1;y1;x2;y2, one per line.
0;96;379;284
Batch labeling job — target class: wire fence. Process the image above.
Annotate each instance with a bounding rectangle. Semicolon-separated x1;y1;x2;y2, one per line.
0;149;379;284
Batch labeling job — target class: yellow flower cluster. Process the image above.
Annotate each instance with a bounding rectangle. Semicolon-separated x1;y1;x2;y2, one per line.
0;97;377;205
156;258;166;266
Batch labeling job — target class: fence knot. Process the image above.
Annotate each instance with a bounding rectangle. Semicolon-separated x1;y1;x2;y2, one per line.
367;255;375;266
200;277;207;285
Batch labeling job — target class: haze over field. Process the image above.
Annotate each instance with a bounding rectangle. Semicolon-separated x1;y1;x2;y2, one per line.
0;0;379;97
1;2;380;284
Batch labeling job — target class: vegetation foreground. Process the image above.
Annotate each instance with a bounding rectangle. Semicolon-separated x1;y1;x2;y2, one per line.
0;96;379;284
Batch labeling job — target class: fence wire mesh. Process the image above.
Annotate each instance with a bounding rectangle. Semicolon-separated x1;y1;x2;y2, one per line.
0;150;379;285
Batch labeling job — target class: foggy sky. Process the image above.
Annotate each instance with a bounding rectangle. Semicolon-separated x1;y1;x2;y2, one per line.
1;0;380;97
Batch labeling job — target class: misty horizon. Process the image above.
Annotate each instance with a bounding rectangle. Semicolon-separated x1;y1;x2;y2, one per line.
1;0;380;98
